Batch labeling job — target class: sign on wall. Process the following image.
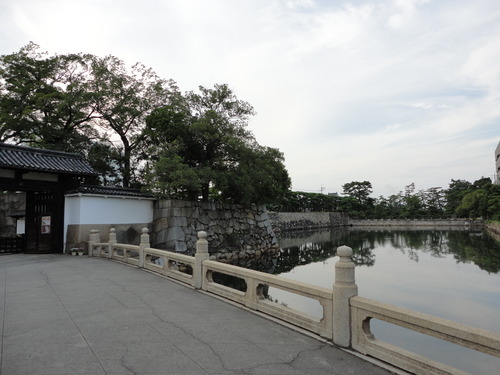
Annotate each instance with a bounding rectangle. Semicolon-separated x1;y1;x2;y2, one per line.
41;216;51;234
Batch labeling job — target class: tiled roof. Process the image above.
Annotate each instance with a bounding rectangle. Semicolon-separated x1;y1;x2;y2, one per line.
66;185;153;198
0;143;97;176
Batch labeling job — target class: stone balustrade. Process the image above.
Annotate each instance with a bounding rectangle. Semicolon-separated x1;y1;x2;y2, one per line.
88;228;500;375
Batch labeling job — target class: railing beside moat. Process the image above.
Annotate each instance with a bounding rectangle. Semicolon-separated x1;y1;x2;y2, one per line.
88;228;500;375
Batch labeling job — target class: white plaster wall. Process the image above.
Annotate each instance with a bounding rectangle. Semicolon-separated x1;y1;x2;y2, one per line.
65;195;153;225
64;194;154;247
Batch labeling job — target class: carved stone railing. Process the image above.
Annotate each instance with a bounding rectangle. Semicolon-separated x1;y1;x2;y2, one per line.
88;228;500;375
202;258;333;338
350;297;500;375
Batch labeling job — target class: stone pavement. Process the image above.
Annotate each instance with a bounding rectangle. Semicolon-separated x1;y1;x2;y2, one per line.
0;254;399;375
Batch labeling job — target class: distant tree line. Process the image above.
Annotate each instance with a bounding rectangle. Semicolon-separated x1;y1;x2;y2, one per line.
270;178;500;220
0;43;291;205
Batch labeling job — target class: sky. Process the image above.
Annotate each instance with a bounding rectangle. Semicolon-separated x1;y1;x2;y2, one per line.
1;0;499;197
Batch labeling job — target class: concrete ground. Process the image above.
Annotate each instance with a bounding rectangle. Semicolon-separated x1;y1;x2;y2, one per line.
0;254;398;375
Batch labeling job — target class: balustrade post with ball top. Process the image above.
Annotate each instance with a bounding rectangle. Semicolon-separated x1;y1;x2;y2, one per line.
194;231;209;289
108;228;117;259
332;245;358;348
139;228;150;268
88;229;100;257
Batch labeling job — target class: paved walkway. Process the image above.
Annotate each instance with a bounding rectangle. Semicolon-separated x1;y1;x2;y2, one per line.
0;254;397;375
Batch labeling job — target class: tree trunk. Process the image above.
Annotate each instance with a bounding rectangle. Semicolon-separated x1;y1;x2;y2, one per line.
201;183;209;202
121;136;131;188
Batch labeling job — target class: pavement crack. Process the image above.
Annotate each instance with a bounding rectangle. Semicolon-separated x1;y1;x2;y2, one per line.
288;343;327;366
240;342;327;374
145;320;227;373
119;345;137;375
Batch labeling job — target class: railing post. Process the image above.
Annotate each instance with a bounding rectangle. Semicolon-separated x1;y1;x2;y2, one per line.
139;228;150;268
194;231;209;289
88;229;100;257
333;245;358;348
108;228;116;259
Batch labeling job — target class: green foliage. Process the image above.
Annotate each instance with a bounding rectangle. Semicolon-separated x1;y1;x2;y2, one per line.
0;43;177;187
90;55;177;187
445;179;472;216
454;178;500;220
143;84;290;205
0;43;99;154
215;145;290;205
342;181;373;204
272;178;498;221
86;142;122;186
271;191;342;212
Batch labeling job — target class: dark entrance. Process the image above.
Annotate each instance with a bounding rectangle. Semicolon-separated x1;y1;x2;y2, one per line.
25;191;64;253
0;144;97;254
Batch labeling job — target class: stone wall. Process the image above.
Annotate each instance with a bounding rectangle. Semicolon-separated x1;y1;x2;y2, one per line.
349;219;484;229
153;200;278;259
0;193;26;236
268;212;349;232
486;221;500;243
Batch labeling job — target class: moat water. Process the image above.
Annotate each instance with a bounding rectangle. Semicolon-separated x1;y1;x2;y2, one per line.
238;228;500;375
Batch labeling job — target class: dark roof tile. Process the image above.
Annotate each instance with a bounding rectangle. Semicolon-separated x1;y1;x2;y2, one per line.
66;185;152;198
0;143;97;176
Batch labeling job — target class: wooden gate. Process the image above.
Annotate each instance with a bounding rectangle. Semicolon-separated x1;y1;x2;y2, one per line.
25;191;64;253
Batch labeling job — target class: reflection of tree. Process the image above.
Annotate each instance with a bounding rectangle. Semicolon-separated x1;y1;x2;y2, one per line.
446;231;500;274
349;229;500;274
214;228;500;293
276;228;500;274
274;229;376;273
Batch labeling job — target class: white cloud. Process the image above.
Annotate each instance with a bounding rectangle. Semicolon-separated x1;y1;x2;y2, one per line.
1;0;499;197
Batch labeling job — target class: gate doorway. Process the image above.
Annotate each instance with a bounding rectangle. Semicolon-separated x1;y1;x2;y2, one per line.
25;191;64;253
0;144;97;254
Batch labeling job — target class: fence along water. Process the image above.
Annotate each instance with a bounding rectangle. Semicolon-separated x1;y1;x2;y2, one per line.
88;228;500;375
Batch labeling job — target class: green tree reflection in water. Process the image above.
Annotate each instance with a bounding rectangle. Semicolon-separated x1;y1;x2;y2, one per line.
274;228;500;274
213;228;500;293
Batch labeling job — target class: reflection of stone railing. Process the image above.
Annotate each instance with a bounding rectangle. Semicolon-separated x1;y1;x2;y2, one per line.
89;228;500;375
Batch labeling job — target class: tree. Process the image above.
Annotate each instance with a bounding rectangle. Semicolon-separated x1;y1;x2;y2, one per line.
90;55;177;187
342;181;373;205
455;189;487;218
422;187;446;217
215;145;291;205
87;142;121;185
0;43;100;153
454;178;500;219
144;84;290;204
445;179;472;216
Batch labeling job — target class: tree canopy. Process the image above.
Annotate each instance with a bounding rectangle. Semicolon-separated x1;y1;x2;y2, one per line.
143;84;291;204
1;44;290;204
0;43;99;153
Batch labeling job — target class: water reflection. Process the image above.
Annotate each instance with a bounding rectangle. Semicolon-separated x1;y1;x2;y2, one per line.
273;228;500;375
275;228;500;274
215;228;500;375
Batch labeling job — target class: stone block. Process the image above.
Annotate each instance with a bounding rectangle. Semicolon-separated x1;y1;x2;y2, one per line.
154;218;168;232
169;216;187;227
259;212;269;221
198;215;209;225
175;242;188;252
167;227;185;241
155;200;173;209
155;229;168;245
